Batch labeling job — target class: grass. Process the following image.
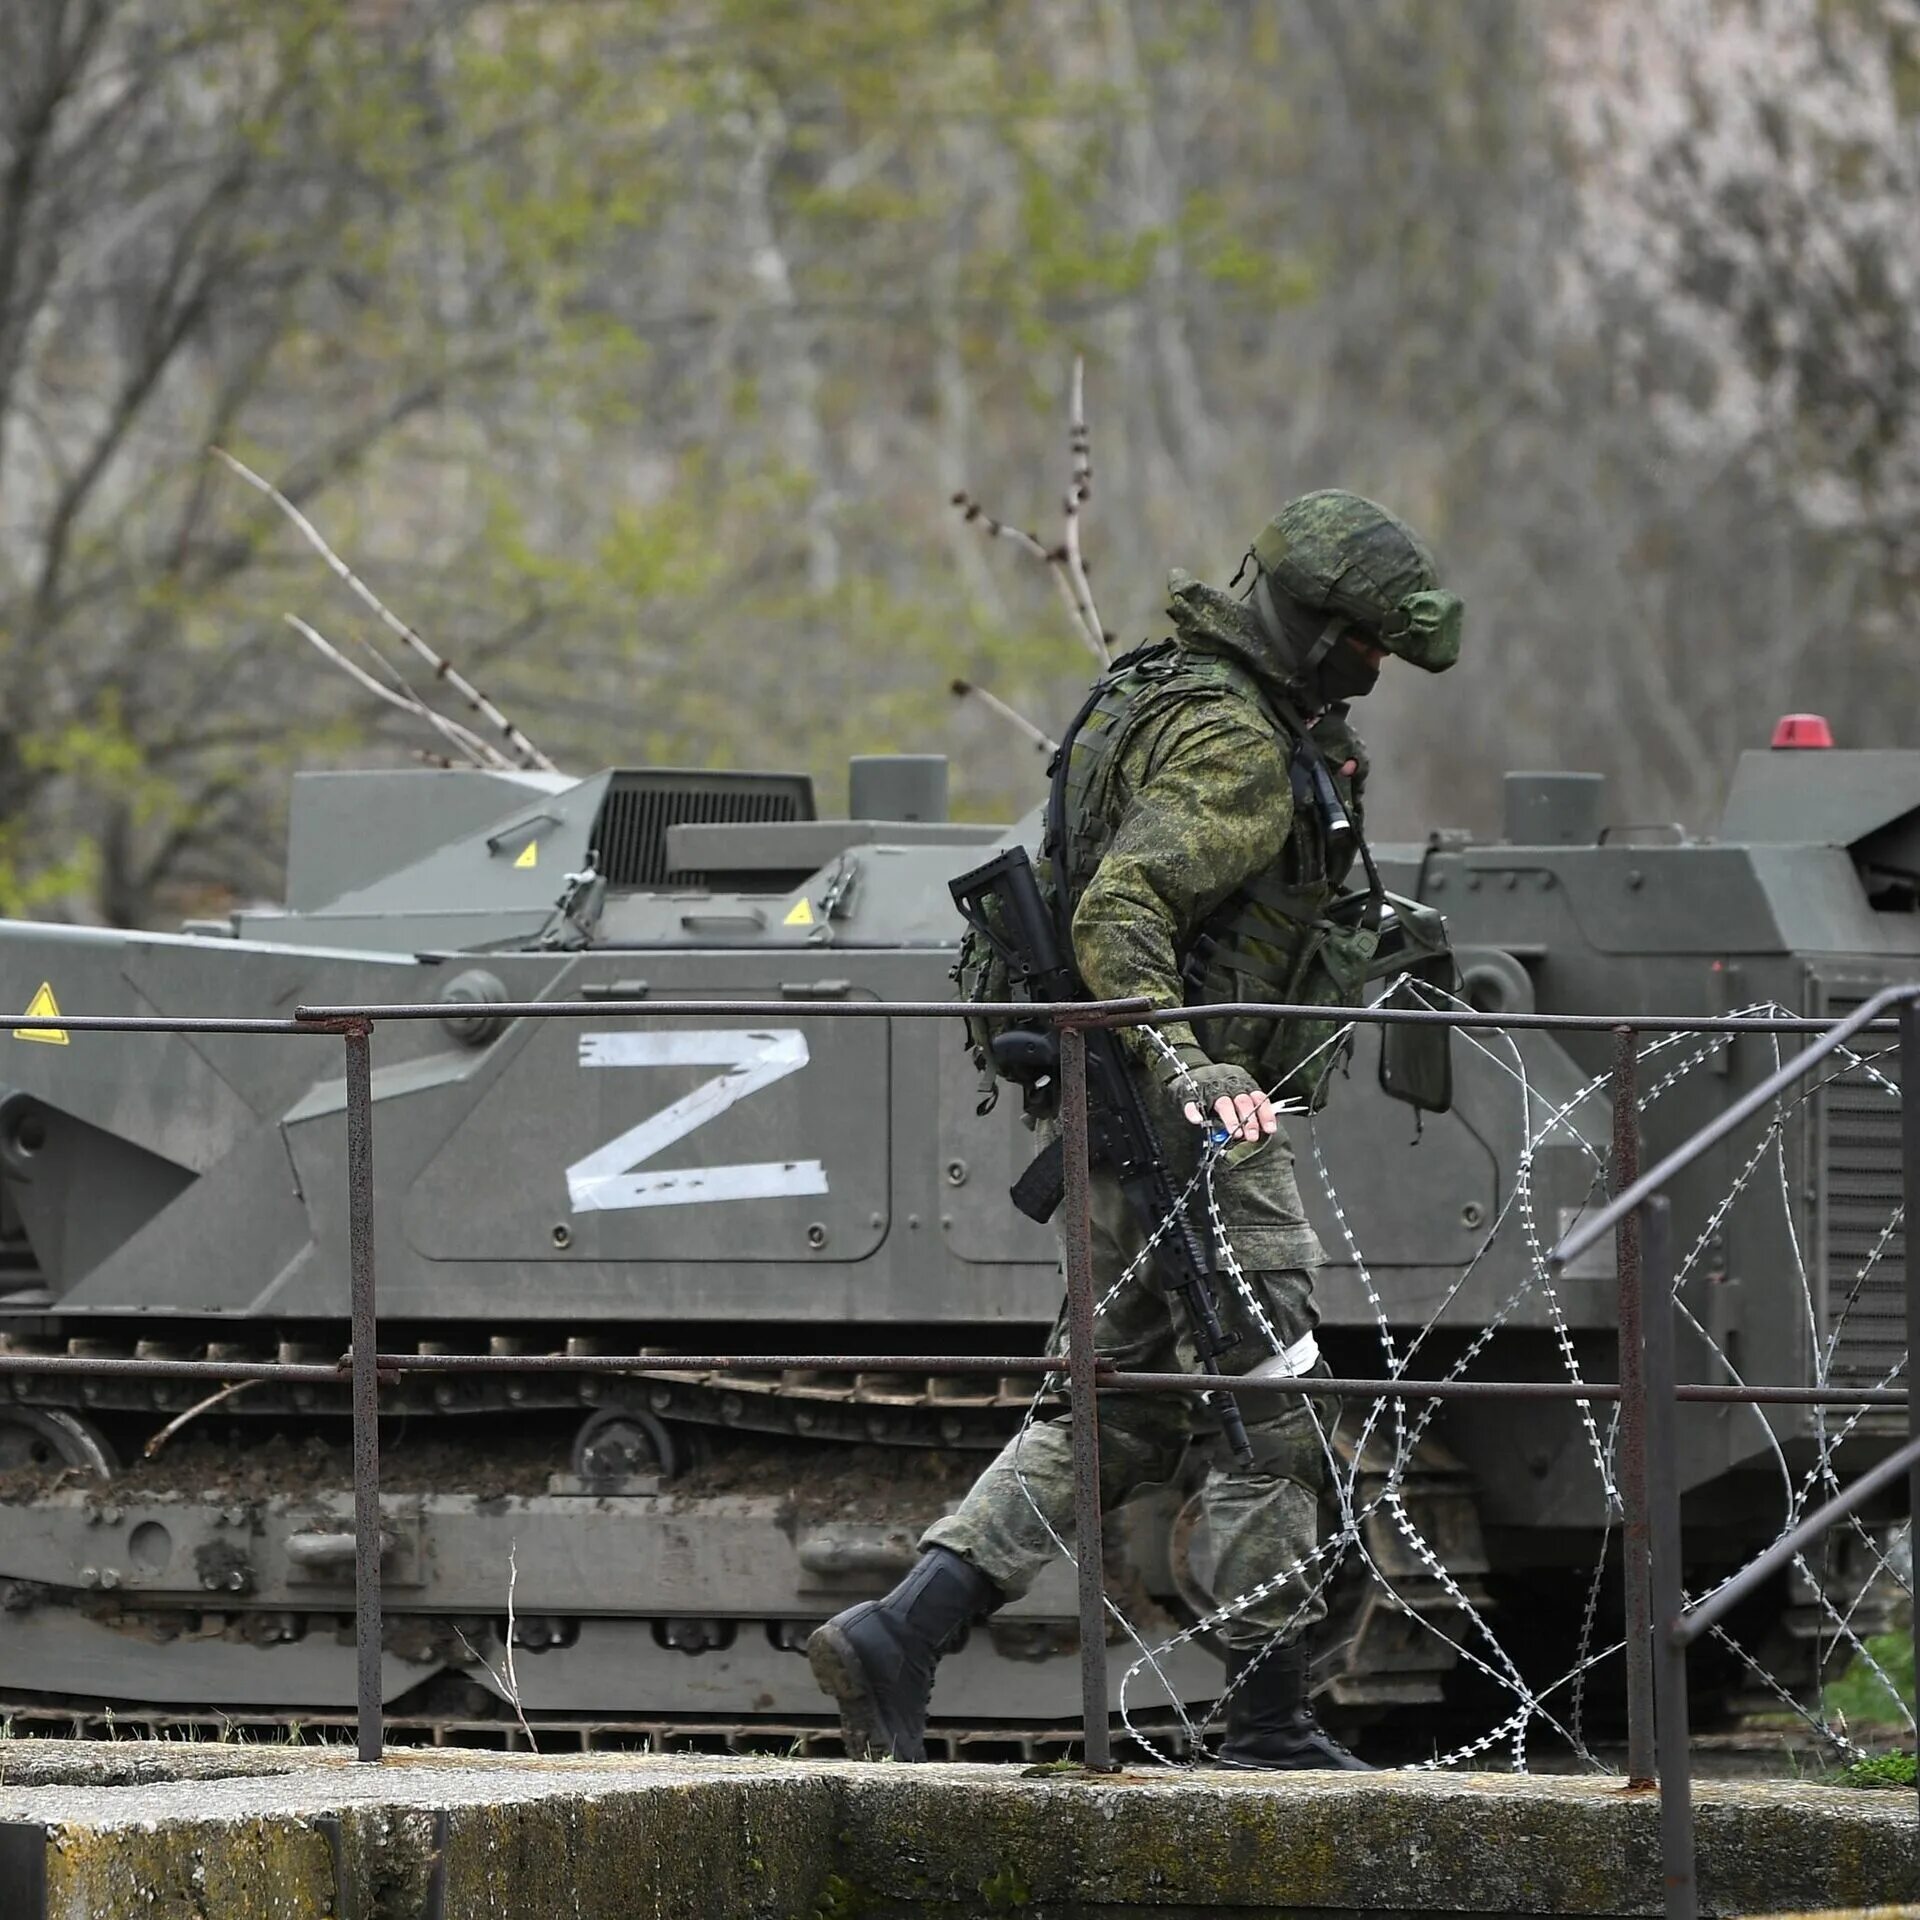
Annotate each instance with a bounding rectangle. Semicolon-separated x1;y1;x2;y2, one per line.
1822;1630;1916;1786
1841;1751;1917;1789
1823;1629;1915;1728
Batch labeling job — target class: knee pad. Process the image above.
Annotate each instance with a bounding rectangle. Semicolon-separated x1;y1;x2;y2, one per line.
1096;1393;1192;1486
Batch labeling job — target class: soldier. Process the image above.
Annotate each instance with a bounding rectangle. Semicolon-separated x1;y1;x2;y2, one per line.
808;491;1464;1768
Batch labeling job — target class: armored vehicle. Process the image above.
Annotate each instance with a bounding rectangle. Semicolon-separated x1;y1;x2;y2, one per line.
0;736;1910;1752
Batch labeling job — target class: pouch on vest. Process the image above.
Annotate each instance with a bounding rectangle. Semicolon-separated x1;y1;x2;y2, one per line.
953;912;1014;1114
1363;891;1456;1114
1247;908;1380;1108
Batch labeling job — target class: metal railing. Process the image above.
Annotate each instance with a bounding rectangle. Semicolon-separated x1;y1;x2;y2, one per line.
0;988;1913;1920
1554;982;1920;1920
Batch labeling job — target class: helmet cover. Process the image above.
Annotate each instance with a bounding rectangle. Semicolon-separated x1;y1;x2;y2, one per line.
1250;490;1462;672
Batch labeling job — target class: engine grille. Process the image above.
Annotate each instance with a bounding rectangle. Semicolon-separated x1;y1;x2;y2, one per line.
1819;991;1906;1388
592;772;814;889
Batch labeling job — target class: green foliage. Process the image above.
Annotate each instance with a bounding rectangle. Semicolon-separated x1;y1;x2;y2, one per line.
1015;157;1161;305
1824;1630;1916;1728
979;1862;1032;1910
0;827;101;921
1842;1750;1917;1789
807;1870;866;1919
1181;192;1322;306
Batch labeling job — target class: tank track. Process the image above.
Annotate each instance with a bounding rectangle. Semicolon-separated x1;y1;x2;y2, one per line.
0;1694;1197;1764
0;1330;1042;1450
0;1330;1503;1739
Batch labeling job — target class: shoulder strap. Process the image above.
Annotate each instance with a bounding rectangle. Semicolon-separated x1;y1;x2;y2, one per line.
1042;642;1179;966
1043;682;1115;969
1267;689;1386;928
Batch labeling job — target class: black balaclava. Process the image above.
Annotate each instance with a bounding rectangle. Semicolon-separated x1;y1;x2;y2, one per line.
1245;568;1376;708
1316;634;1380;703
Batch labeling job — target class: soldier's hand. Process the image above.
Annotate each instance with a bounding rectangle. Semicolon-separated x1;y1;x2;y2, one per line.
1168;1061;1277;1144
1186;1087;1277;1144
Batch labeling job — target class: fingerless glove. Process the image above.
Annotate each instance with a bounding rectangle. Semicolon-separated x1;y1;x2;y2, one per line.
1155;1051;1262;1117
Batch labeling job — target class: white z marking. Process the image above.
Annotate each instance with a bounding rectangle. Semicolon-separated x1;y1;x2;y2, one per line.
566;1028;828;1212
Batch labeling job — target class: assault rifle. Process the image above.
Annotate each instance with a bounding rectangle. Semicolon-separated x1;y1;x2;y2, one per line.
949;845;1254;1466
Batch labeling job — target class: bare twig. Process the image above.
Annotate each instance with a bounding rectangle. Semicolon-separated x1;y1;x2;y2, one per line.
142;1380;262;1459
948;357;1111;665
451;1540;539;1753
213;447;558;771
503;1541;529;1746
950;677;1058;753
1060;354;1108;658
952;490;1106;663
285;615;505;770
949;493;1054;567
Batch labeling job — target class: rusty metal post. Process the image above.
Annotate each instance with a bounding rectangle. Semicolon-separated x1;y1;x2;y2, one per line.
1902;994;1919;1816
344;1021;384;1764
1058;1023;1115;1772
1613;1027;1656;1787
1642;1196;1695;1920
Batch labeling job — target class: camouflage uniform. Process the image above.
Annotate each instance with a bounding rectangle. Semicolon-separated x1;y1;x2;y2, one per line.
921;1101;1334;1650
928;492;1465;1652
809;491;1462;1764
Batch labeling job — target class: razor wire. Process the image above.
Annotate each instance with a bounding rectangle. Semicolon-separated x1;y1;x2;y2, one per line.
1105;1007;1615;1772
1004;992;1909;1771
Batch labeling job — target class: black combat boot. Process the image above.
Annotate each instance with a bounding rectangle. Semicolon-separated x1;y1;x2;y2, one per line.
807;1546;1003;1761
1216;1642;1374;1771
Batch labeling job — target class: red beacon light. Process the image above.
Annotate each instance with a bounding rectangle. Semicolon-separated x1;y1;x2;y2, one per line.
1770;713;1835;749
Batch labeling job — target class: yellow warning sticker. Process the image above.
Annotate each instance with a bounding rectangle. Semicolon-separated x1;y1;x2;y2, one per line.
14;982;68;1045
514;842;538;870
783;898;815;927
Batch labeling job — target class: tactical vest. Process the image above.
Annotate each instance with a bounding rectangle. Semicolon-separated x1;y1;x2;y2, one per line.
1045;642;1378;1106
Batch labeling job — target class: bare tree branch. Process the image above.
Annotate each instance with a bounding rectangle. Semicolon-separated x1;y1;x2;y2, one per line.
0;0;115;458
285;616;507;770
1059;353;1108;657
950;677;1057;753
213;447;558;772
950;489;1107;664
950;358;1111;666
452;1540;538;1753
142;1379;262;1459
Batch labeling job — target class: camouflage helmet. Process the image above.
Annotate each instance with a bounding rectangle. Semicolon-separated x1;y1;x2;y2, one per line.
1249;489;1462;673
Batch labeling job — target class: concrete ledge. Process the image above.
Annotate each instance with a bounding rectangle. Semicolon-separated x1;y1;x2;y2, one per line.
0;1740;1912;1916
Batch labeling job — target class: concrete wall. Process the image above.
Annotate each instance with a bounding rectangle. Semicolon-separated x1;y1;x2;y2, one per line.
0;1741;1913;1916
